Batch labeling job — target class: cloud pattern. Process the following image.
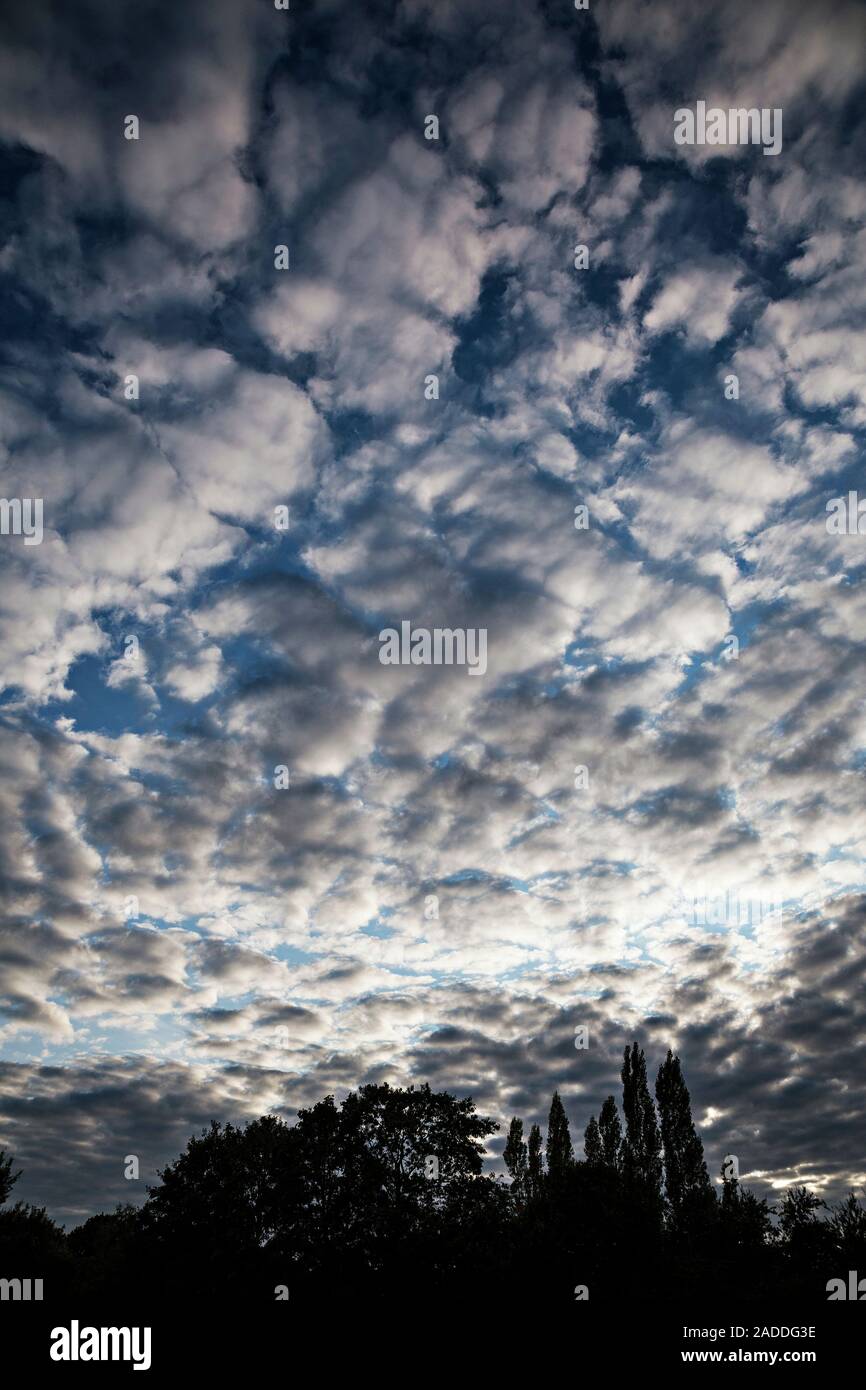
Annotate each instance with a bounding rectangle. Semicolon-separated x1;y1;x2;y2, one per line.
0;0;864;1225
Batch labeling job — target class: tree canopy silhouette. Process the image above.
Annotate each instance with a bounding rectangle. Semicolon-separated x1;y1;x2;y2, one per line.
0;1148;21;1206
2;1044;864;1308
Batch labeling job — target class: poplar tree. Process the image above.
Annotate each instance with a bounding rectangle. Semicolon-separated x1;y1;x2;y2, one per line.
527;1122;544;1198
503;1117;528;1199
583;1115;602;1165
655;1050;713;1225
621;1042;663;1201
545;1091;574;1178
598;1095;623;1171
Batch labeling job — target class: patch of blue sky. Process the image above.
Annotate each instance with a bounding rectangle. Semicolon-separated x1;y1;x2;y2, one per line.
271;944;323;967
37;649;221;739
824;844;853;862
452;269;520;390
563;639;608;671
359;910;397;940
3;1012;190;1065
33;553;351;739
1;1031;70;1064
89;1017;192;1056
38;654;152;735
733;550;756;576
212;631;287;681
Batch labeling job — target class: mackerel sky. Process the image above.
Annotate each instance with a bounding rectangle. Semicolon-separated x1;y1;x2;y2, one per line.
0;0;865;1227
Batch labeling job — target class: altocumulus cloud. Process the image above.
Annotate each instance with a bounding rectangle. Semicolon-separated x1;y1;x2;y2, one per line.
0;0;864;1225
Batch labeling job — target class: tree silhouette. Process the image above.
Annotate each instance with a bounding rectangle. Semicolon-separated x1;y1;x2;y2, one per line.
776;1184;831;1270
583;1114;603;1165
0;1148;21;1205
527;1122;545;1199
598;1096;623;1171
0;1151;70;1296
778;1185;825;1238
828;1191;866;1267
504;1117;528;1199
655;1049;714;1233
621;1042;663;1205
718;1158;772;1255
545;1091;574;1179
3;1044;860;1309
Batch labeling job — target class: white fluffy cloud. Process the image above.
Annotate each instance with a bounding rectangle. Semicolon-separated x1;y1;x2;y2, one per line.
1;0;865;1221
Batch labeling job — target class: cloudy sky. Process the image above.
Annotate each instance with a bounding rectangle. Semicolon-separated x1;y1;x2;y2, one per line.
0;0;864;1228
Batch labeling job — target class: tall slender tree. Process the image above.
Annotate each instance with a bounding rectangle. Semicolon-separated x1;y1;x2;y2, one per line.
503;1117;528;1199
598;1095;623;1171
621;1042;663;1200
527;1122;544;1198
655;1050;713;1230
545;1091;574;1178
583;1114;602;1166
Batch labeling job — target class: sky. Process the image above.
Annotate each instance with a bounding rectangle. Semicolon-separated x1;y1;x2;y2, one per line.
0;0;865;1229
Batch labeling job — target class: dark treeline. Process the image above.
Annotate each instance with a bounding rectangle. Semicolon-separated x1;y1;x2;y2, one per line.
1;1042;863;1308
